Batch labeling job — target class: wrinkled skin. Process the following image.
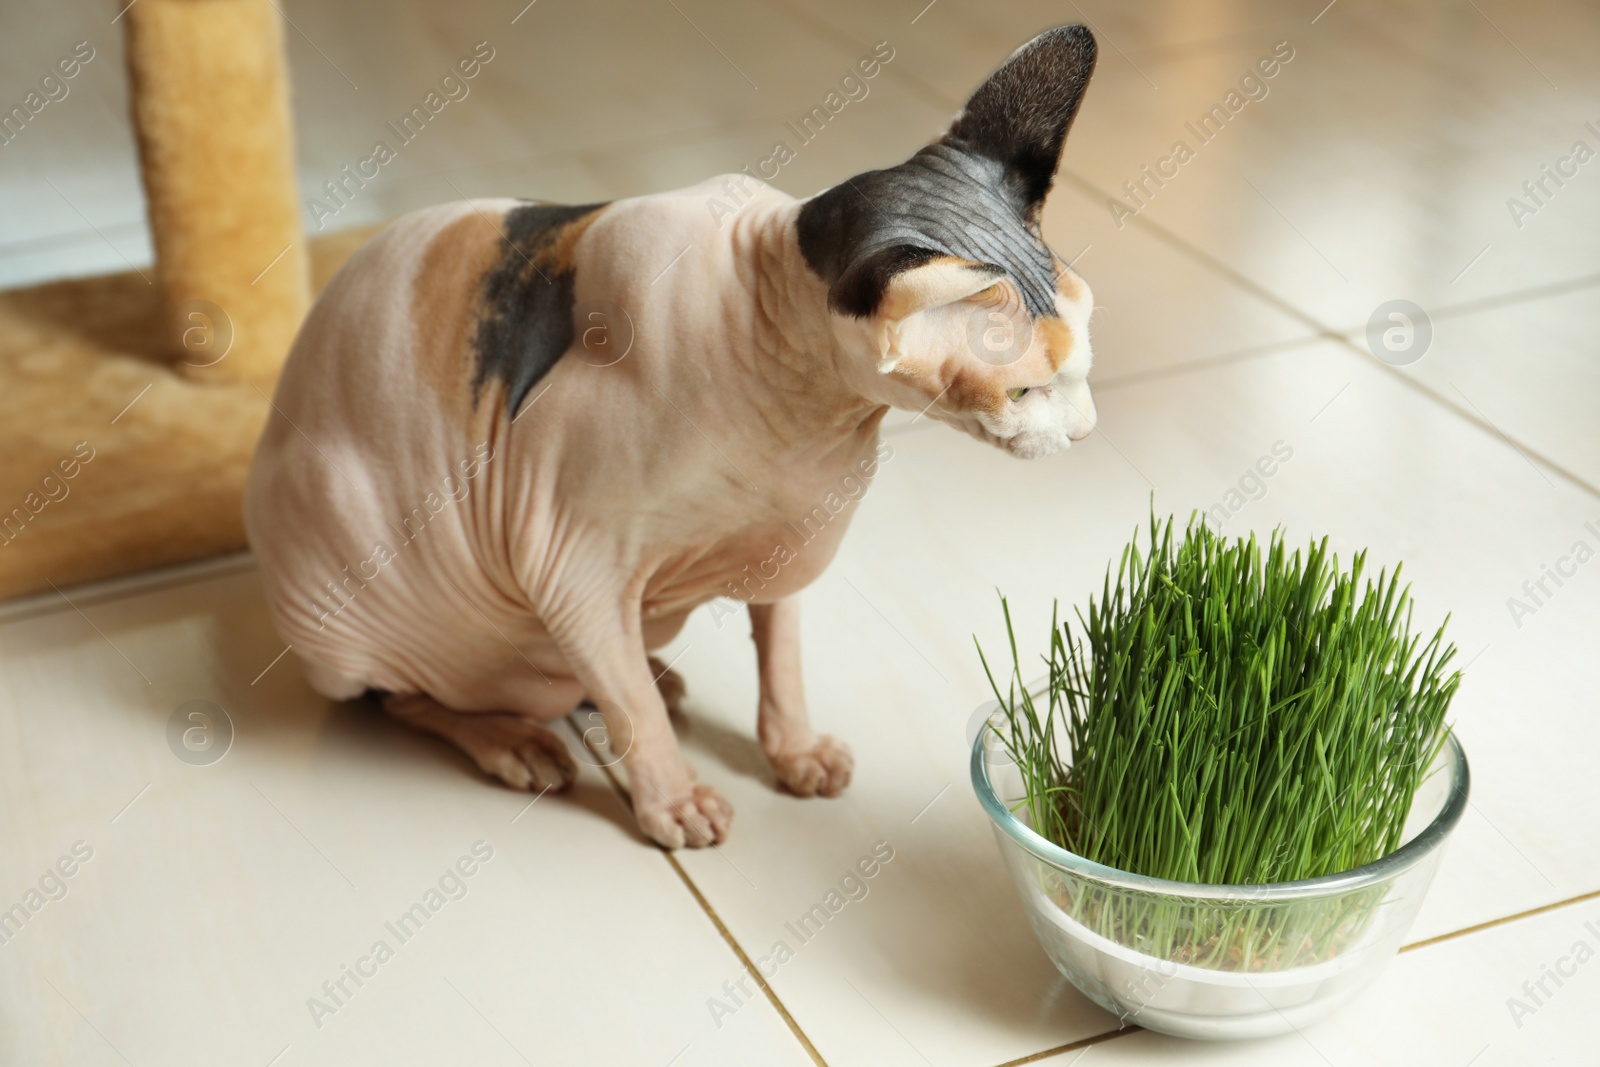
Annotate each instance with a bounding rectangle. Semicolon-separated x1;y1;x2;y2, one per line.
244;26;1098;848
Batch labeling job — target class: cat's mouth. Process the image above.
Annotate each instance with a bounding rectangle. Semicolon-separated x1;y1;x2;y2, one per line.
940;409;1070;459
1003;428;1070;459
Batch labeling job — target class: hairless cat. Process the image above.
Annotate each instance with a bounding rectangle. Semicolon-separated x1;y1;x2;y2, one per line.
246;25;1098;848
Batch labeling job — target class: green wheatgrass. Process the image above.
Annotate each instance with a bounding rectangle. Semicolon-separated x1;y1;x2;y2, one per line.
978;513;1459;969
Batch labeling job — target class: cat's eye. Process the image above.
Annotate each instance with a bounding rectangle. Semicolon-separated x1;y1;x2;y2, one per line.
1007;387;1031;402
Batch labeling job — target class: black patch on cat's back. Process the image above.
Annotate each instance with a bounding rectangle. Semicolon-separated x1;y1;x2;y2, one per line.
472;200;608;416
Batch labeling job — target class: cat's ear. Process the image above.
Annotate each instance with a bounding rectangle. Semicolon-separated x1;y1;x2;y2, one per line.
942;24;1097;216
856;254;1001;373
828;246;997;321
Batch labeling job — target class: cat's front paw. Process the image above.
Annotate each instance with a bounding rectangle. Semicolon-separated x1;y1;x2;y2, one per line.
635;782;733;849
770;735;854;798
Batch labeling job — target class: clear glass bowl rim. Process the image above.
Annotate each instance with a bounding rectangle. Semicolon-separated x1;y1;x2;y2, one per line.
971;711;1470;903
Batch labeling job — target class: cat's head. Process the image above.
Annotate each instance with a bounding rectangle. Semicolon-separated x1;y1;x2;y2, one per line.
799;25;1098;459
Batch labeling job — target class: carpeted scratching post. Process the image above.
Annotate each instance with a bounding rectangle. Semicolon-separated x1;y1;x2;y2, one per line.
0;0;371;601
124;0;309;387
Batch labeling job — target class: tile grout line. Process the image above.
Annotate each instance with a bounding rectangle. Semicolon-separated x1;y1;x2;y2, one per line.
0;551;258;622
1331;270;1600;335
989;885;1600;1067
1400;887;1600;955
1339;347;1600;501
1055;169;1600;348
1089;333;1328;393
0;219;151;261
1054;168;1600;504
989;1026;1138;1067
995;887;1600;1067
658;850;831;1067
580;729;831;1067
1054;169;1358;342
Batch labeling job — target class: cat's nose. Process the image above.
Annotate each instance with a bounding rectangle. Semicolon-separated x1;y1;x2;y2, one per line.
1062;386;1096;440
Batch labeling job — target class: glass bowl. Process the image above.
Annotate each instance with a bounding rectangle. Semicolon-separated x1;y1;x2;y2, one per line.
970;702;1470;1040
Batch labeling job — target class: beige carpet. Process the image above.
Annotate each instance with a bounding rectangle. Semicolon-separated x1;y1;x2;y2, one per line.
0;226;377;598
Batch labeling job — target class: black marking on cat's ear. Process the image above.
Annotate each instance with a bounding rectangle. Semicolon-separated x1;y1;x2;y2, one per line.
826;244;944;318
797;148;1059;320
943;25;1097;216
797;29;1093;322
472;201;608;417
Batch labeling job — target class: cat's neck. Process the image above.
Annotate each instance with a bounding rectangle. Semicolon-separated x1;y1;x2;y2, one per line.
725;193;888;455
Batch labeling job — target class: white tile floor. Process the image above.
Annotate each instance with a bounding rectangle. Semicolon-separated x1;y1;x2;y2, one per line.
2;0;1597;1064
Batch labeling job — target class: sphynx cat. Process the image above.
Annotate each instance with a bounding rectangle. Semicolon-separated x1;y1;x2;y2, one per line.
245;25;1098;848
